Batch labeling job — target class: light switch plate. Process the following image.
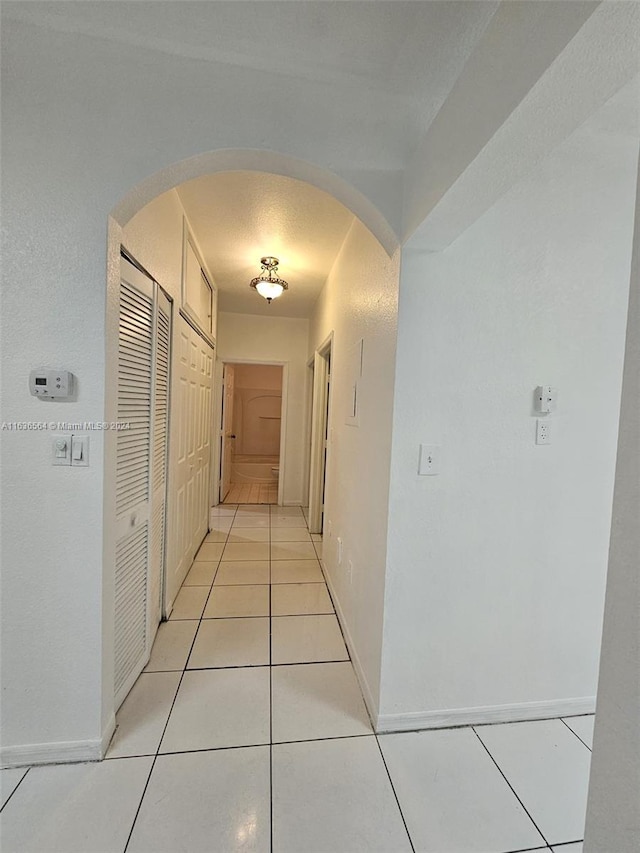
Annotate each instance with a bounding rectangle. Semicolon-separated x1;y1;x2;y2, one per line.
71;435;90;466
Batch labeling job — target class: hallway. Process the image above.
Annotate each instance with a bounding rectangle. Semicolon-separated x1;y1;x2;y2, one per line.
1;503;593;852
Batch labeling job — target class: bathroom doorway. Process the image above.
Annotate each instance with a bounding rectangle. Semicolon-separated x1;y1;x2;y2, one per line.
220;362;284;504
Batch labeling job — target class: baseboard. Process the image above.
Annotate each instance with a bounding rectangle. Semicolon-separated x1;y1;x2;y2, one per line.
101;712;117;757
376;696;597;734
0;714;116;769
321;561;379;725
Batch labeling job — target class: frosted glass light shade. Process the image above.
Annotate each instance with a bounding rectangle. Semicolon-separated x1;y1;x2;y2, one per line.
255;279;284;300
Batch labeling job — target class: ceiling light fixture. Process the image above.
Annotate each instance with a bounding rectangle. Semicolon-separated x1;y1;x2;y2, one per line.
249;256;289;304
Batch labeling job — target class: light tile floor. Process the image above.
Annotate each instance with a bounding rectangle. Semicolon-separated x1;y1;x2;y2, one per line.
0;504;594;852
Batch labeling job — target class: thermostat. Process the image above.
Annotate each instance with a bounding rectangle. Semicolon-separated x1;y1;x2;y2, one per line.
29;369;75;399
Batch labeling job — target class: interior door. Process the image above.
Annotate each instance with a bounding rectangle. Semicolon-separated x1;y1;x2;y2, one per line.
114;258;155;708
193;330;213;548
165;316;214;611
220;364;235;502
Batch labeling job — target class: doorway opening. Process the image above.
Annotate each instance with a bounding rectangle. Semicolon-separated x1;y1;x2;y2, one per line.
105;148;398;756
308;336;332;534
220;362;285;505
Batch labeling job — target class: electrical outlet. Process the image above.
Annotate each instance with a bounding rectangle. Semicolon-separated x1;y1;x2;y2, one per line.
536;418;551;445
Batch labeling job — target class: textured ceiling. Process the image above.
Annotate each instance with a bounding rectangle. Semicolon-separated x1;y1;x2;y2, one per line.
6;0;628;277
177;172;355;318
4;1;498;155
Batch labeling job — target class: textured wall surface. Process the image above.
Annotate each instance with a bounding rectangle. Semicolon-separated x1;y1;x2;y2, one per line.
309;220;401;715
121;190;187;303
381;108;639;722
584;156;640;853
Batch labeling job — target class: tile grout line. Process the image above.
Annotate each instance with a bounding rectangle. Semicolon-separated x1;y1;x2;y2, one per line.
156;658;349;673
104;731;379;761
559;717;592;752
122;505;239;852
471;726;550;849
374;734;416;853
0;768;30;815
503;847;555;853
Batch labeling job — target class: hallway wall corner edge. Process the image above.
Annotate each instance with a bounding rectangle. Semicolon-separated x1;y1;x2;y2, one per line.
0;713;115;770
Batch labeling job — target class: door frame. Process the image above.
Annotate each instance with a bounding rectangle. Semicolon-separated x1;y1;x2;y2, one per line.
219;363;235;503
213;358;288;506
308;333;333;534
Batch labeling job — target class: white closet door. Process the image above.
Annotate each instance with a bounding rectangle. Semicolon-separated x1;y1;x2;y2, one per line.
165;316;214;611
115;258;154;708
148;290;171;630
194;333;213;548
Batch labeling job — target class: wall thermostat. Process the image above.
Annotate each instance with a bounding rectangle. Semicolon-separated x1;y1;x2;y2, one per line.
29;369;75;399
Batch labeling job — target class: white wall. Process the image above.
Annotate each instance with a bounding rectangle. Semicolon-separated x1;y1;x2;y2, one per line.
380;110;639;727
216;313;309;505
120;189;186;304
233;364;283;391
309;220;400;717
584;156;640;853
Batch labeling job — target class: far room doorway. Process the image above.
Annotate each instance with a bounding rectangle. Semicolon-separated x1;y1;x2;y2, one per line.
220;362;285;504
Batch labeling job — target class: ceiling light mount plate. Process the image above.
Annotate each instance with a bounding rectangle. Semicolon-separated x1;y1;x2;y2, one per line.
250;255;289;304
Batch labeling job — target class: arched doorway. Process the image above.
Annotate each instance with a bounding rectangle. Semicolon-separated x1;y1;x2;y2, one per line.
104;149;400;725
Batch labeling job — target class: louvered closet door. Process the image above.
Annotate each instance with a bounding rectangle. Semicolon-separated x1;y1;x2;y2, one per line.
114;258;162;709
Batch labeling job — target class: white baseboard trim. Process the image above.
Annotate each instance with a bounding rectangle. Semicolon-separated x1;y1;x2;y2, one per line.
101;712;117;757
321;562;379;726
377;696;597;734
1;714;116;769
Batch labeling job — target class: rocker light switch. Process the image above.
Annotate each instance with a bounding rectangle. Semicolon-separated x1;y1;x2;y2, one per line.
71;435;89;467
